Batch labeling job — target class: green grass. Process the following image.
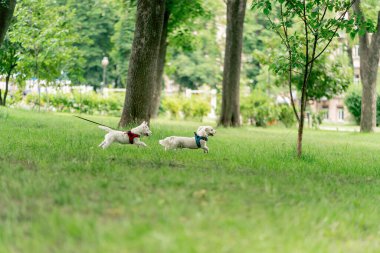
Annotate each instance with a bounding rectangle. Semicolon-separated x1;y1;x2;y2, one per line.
1;108;380;253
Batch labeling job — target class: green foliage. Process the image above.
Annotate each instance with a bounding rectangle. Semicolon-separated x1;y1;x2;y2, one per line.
53;0;119;87
166;0;221;90
9;0;82;84
192;99;211;121
344;91;362;124
162;97;182;119
243;13;272;88
0;37;21;75
182;99;194;119
7;90;23;105
250;0;371;99
278;105;296;128
240;91;279;127
110;1;135;88
162;96;211;121
344;91;380;126
24;92;124;116
311;111;325;129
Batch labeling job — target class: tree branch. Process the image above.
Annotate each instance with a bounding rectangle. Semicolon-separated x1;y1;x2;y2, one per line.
309;0;357;64
280;4;299;122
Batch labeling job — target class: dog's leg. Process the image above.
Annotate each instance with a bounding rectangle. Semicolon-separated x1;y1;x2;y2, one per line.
201;142;209;153
99;141;105;148
134;139;148;148
101;140;113;149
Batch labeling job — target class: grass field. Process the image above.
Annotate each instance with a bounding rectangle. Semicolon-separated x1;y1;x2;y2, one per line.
1;108;380;253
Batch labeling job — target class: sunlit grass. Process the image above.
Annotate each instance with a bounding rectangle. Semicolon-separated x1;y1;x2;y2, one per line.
1;109;380;253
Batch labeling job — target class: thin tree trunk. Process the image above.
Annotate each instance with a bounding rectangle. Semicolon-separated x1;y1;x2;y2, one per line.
0;89;3;105
353;2;380;132
346;12;354;68
219;0;247;127
346;44;353;67
3;71;10;106
297;110;305;158
151;9;170;118
0;0;16;46
119;0;166;127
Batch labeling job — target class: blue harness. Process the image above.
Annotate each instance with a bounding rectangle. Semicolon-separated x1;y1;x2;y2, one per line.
194;132;208;148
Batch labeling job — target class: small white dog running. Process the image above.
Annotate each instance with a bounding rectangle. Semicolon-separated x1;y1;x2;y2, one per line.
98;121;152;149
159;126;216;153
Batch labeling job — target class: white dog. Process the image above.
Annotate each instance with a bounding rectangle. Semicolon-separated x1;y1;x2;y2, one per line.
98;121;152;149
159;126;216;153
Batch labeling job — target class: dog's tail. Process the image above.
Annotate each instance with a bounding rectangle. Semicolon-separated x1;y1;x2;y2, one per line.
98;125;113;132
159;137;174;148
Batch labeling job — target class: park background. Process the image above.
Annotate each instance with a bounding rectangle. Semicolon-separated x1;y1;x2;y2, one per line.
1;0;380;252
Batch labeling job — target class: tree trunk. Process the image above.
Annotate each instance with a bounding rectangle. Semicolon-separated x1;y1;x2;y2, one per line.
219;0;247;127
0;0;16;46
119;0;166;127
151;9;170;118
2;72;10;106
346;44;353;67
353;2;380;132
297;110;305;158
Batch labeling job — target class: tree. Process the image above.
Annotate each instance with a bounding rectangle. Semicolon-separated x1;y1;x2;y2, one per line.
150;0;209;118
0;0;16;45
9;0;81;109
110;1;136;88
352;0;380;132
252;0;362;157
119;0;166;127
0;38;21;106
151;9;170;117
219;0;247;127
57;0;119;87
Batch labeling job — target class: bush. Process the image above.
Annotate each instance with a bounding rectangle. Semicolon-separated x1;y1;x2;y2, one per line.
240;91;279;127
192;100;211;121
311;111;324;129
181;100;193;119
8;90;23;106
345;91;380;126
24;91;124;116
162;97;182;119
344;92;361;124
278;105;296;128
162;96;211;121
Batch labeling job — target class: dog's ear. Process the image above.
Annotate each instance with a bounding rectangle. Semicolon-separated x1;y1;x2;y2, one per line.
197;128;207;137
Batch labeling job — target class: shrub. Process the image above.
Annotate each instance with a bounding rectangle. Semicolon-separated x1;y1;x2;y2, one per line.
240;91;279;127
344;92;361;124
182;100;193;119
192;100;211;121
311;111;324;129
24;91;124;116
8;90;23;106
162;96;211;121
278;105;296;128
162;97;182;119
345;91;380;126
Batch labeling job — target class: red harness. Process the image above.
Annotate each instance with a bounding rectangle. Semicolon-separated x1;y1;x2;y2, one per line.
125;131;140;144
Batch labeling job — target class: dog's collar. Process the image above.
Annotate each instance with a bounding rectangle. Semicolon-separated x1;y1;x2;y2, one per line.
125;130;140;144
194;132;208;148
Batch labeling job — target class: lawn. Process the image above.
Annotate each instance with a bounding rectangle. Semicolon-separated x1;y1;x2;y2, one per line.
1;109;380;253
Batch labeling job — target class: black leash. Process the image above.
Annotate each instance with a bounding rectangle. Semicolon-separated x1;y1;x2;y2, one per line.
73;115;114;129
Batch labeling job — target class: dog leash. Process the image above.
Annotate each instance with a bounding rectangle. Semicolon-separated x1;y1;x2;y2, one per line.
73;115;114;129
